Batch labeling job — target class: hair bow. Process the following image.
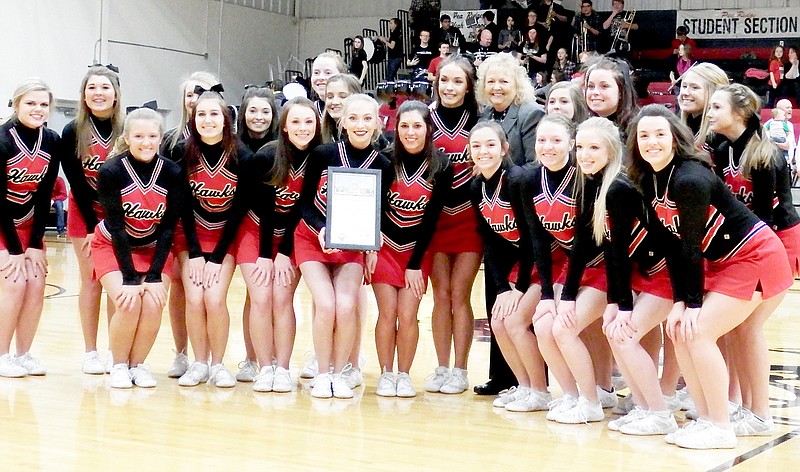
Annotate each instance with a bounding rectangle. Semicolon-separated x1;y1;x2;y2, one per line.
193;83;225;96
126;100;159;114
89;63;120;74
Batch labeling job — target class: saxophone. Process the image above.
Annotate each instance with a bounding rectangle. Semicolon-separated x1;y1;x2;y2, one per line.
544;2;555;30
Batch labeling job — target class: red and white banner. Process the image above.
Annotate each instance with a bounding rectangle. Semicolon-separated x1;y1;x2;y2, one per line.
677;8;800;39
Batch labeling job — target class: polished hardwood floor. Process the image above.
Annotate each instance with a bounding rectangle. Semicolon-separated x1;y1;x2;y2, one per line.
1;234;799;471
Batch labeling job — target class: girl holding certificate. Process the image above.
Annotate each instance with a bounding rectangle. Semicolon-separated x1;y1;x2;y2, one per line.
295;94;393;399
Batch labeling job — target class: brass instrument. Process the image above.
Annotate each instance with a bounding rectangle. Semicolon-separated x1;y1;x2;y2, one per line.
544;2;555;31
610;9;635;53
571;18;590;63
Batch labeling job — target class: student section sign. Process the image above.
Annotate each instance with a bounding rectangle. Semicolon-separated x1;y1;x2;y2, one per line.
677;8;800;39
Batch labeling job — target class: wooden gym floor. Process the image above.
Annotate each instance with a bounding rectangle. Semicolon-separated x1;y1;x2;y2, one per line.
1;234;799;471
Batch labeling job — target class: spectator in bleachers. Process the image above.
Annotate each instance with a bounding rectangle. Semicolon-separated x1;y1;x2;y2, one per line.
349;36;368;85
408;29;435;81
437;14;466;55
768;45;785;107
553;47;576;82
776;46;799;105
427;42;450;81
51;176;67;238
671;26;696;56
481;10;500;50
765;107;793;162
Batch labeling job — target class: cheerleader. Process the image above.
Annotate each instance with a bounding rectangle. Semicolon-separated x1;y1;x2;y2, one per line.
707;83;800;435
584;57;639;141
425;56;481;394
628;104;792;449
469;121;550;412
0;79;61;378
573;118;678;435
321;74;361;143
301;73;367;384
234;85;280;382
237;86;279;152
545;82;590;124
517;114;615;424
61;65;124;375
295;94;393;398
310;52;348;116
92;108;183;388
677;63;728;147
241;97;321;393
162;71;220;379
373;101;452;398
172;91;252;388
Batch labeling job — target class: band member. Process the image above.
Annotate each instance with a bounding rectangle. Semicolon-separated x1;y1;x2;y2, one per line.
572;1;602;53
61;65;123;375
603;0;638;55
0;79;61;378
93;108;183;389
373;101;452;398
350;36;369;85
438;14;466;55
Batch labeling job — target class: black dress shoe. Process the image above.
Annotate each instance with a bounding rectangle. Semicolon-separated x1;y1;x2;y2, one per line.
473;380;514;396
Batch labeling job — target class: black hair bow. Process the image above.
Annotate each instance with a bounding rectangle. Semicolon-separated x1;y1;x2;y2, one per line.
193;83;225;96
126;100;159;114
89;63;120;74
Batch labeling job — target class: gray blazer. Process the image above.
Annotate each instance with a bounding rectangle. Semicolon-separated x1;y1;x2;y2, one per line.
479;102;545;166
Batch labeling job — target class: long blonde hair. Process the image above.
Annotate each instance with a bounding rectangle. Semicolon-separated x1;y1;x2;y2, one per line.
167;71;218;150
575;117;624;245
717;83;777;178
75;66;124;163
679;62;728;147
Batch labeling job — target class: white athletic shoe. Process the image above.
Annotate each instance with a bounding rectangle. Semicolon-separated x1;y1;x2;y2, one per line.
732;408;775;436
253;365;275;392
674;419;736;449
0;353;26;378
619;410;678;436
14;352;46;376
376;371;397;397
597;386;618;409
272;366;293;393
424;366;450;393
395;372;416;398
236;360;259;382
129;364;157;388
340;363;363;389
439;368;468;394
492;386;524;408
300;355;319;379
167;351;189;378
547;394;578;421
109;363;133;389
332;372;354;399
207;364;236;388
310;372;333;398
612;392;635;415
178;362;209;387
608;407;648;432
82;351;105;375
505;389;552;412
552;396;605;424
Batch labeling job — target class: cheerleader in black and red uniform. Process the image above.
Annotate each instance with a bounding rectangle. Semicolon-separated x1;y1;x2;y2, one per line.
0;79;60;378
629;104;792;449
310;52;349;117
707;83;800;436
424;56;482;394
372;101;452;398
239;97;321;393
573;118;679;435
171;91;252;388
468;121;550;412
61;65;124;375
92;108;183;389
518;114;615;424
160;71;220;380
295;94;393;399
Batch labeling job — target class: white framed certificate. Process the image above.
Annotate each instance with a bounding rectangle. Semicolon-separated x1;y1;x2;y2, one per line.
325;166;382;251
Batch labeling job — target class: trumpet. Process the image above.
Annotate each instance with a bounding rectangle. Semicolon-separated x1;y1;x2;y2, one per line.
610;9;635;53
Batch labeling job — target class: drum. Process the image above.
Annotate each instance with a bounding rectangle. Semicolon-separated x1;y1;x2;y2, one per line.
394;80;412;97
411;81;432;100
376;81;395;102
363;37;387;64
282;82;307;101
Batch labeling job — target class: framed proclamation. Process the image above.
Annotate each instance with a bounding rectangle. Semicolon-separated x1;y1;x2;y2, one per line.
325;166;382;251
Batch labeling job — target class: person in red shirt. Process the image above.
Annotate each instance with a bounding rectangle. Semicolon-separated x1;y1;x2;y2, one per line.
671;26;697;56
51;176;67;237
427;42;450;81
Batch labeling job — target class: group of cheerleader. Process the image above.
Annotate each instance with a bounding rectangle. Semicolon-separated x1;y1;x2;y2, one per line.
1;51;796;450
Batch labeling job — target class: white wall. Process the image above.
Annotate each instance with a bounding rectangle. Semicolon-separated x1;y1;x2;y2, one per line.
0;0;299;128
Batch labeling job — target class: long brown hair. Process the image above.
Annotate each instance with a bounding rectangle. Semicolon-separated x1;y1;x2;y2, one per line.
627;104;712;187
183;92;238;169
432;55;479;116
716;83;777;178
393;100;443;183
75;66;123;162
167;71;219;150
237;87;280;142
269;97;321;186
